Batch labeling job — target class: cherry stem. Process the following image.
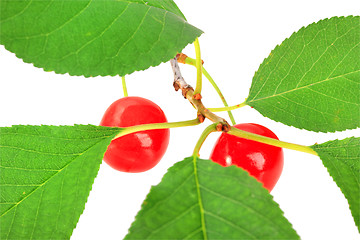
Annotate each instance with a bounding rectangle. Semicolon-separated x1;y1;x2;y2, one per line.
202;68;236;125
192;123;218;158
121;76;128;97
228;127;318;156
193;38;203;95
113;118;201;140
192;125;216;240
208;102;247;112
179;54;236;125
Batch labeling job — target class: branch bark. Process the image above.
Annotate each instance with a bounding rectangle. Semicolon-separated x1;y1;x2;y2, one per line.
170;58;230;132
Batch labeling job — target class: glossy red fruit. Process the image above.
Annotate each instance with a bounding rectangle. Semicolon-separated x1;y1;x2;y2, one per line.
210;123;283;191
100;97;170;173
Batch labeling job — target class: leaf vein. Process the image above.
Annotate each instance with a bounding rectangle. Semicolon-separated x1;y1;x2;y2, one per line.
0;0;33;23
204;210;257;239
294;26;356;88
200;185;285;232
0;145;82;156
306;87;359;105
5;203;17;239
249;67;360;104
29;187;45;240
112;6;151;59
145;203;200;239
183;227;202;240
197;169;264;198
0;165;59;172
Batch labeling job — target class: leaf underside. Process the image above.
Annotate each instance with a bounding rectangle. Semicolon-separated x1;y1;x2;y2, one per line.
0;125;120;239
0;0;203;77
125;157;299;239
311;137;360;232
247;16;360;132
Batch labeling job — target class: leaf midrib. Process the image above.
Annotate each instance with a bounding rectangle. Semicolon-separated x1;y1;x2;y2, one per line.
193;157;207;240
197;168;294;236
247;69;360;104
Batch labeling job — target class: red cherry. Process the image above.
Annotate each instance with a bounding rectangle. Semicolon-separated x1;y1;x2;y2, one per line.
100;97;170;173
210;123;283;191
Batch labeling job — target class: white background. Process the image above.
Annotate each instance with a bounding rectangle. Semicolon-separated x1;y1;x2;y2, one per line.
1;0;359;239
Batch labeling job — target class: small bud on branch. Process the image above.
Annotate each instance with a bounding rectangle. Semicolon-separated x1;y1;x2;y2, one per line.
170;58;230;132
176;53;204;65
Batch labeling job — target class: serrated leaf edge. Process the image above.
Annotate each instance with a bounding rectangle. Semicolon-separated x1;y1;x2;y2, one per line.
0;127;119;238
310;137;360;232
0;2;203;78
246;15;359;133
125;157;299;239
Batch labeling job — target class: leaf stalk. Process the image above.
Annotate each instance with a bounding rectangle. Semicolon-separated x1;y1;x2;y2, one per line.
208;102;247;112
113;118;201;140
193;38;203;95
121;76;128;97
228;127;318;156
192;124;219;240
192;123;218;158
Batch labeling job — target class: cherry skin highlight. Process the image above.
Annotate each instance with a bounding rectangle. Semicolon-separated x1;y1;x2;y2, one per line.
210;123;283;191
100;97;170;173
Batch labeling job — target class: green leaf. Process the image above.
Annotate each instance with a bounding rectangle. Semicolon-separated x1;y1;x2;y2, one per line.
246;16;360;132
0;0;202;77
125;157;299;239
0;125;120;239
311;137;360;232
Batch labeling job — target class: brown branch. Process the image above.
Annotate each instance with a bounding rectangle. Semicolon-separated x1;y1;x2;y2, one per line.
170;58;230;132
170;57;193;98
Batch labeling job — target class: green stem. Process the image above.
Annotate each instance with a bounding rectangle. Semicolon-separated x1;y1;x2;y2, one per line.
193;38;203;95
192;123;218;240
208;102;247;112
114;118;201;139
183;56;236;125
122;76;128;97
202;68;236;125
228;127;318;156
193;123;218;158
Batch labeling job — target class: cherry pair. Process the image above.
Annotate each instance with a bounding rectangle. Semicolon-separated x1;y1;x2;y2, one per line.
100;97;283;191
